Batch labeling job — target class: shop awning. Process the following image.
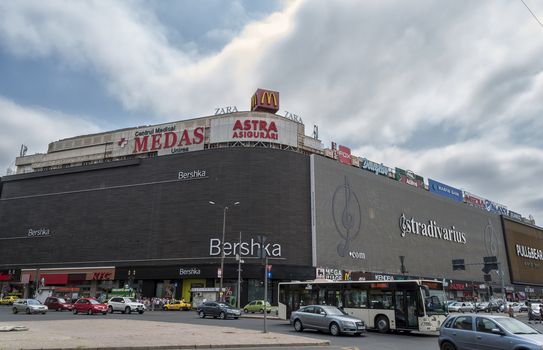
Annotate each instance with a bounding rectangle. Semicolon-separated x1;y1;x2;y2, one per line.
40;274;69;285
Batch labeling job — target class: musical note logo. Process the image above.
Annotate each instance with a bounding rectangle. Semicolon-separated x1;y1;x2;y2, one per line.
484;219;499;257
332;176;361;257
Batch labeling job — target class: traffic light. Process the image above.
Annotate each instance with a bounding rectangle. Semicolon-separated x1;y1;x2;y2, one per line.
452;259;465;271
482;256;498;274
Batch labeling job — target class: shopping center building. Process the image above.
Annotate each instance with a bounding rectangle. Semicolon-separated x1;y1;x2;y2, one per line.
1;89;542;305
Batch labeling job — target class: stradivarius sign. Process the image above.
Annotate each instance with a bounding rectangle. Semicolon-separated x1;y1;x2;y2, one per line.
399;214;467;244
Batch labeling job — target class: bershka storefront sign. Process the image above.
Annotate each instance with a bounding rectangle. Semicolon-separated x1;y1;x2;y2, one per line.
399;214;467;244
179;267;201;276
516;244;543;261
178;169;208;181
210;114;298;147
209;238;282;257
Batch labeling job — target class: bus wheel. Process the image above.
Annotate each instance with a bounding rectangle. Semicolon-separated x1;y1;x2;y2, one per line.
294;319;304;332
376;315;390;333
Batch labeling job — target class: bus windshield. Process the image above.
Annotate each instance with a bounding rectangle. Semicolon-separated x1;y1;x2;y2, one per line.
425;289;447;315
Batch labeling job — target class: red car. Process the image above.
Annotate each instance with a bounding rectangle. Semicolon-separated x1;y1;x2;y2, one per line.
72;298;107;315
44;296;73;311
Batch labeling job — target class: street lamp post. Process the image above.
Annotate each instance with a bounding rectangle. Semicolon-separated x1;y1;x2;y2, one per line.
209;201;239;302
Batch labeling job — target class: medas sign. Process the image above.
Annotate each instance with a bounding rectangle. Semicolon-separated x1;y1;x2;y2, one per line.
399;214;467;244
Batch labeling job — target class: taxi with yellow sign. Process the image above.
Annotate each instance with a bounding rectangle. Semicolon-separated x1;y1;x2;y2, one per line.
0;295;19;305
163;299;192;311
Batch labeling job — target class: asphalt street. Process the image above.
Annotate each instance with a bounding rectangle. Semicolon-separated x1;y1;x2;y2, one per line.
1;305;542;350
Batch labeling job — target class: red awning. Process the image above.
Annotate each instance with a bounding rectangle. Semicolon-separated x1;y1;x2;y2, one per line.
40;274;69;285
0;274;10;281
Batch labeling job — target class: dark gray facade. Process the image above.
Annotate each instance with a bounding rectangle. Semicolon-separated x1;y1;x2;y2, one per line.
0;148;313;278
311;155;511;284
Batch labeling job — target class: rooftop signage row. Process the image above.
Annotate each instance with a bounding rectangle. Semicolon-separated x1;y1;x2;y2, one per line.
327;141;532;224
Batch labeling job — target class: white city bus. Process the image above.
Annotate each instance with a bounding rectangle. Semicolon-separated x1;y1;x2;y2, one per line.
278;279;447;332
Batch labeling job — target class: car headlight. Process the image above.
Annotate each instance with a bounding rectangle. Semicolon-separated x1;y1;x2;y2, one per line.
341;320;356;327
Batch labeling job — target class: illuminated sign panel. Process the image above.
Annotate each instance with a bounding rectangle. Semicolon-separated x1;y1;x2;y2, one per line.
250;88;280;113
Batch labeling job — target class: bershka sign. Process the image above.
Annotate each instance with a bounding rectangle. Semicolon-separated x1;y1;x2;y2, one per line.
178;169;208;181
209;238;282;257
28;228;50;237
179;267;201;276
516;244;543;261
338;145;352;165
399;213;467;244
210;114;298;147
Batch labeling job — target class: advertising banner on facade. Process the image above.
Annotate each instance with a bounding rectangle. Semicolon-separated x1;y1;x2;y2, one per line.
338;145;352;165
108;120;206;158
428;179;463;202
463;191;485;210
503;218;543;286
210;113;298;147
484;199;508;216
395;167;424;188
359;158;393;177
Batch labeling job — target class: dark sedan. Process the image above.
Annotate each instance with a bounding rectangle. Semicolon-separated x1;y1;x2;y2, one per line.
290;305;365;336
196;301;241;319
44;296;73;311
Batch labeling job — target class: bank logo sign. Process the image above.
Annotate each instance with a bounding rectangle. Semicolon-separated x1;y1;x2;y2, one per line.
428;179;462;202
399;214;467;244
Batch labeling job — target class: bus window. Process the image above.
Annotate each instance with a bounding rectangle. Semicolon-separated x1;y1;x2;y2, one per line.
345;289;368;308
369;290;393;309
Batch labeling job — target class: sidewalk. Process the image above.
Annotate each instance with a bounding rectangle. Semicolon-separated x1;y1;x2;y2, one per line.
0;319;329;350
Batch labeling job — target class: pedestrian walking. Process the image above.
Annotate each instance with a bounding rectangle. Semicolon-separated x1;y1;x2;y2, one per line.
538;305;543;324
508;305;514;318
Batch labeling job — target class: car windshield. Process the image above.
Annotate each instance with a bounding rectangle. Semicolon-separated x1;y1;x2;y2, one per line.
425;290;447;315
127;298;137;303
217;303;231;308
27;299;41;305
89;299;100;305
58;298;67;303
322;306;348;315
498;318;540;334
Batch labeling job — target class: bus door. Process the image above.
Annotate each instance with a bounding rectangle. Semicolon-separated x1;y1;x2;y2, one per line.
395;290;418;329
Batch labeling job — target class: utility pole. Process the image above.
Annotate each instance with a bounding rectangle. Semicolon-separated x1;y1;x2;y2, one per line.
236;231;243;310
264;256;268;333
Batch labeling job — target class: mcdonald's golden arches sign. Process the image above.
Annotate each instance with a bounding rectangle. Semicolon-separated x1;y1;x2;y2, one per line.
250;88;279;113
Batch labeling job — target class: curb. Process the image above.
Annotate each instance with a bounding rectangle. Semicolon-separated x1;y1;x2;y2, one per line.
17;341;330;350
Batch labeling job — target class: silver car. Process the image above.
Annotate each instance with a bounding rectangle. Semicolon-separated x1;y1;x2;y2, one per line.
12;299;48;314
439;314;543;350
290;305;365;336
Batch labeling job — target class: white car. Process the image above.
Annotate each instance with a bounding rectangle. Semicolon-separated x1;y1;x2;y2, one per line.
500;302;524;313
107;297;145;314
448;301;475;313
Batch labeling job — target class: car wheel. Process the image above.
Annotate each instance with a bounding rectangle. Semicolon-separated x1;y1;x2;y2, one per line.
440;341;457;350
329;322;341;336
198;310;205;318
234;317;239;319
243;308;248;313
125;306;131;314
138;310;144;314
219;312;226;320
41;312;46;315
108;306;114;314
73;309;78;315
87;309;92;315
57;307;62;312
485;308;489;313
12;307;18;314
259;308;264;313
102;312;107;315
376;315;390;333
294;319;304;332
26;308;31;315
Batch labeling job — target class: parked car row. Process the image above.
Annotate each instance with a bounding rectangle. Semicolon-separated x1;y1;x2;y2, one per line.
10;297;147;315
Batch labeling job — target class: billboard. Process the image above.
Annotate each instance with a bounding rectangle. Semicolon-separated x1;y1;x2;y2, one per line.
395;167;424;188
210;113;298;147
463;191;485;210
108;120;206;158
359;158;393;178
503;218;543;286
484;199;508;216
311;155;510;283
428;179;463;202
338;145;352;165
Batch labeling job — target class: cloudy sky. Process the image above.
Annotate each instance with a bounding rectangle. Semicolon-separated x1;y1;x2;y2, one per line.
1;0;543;224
